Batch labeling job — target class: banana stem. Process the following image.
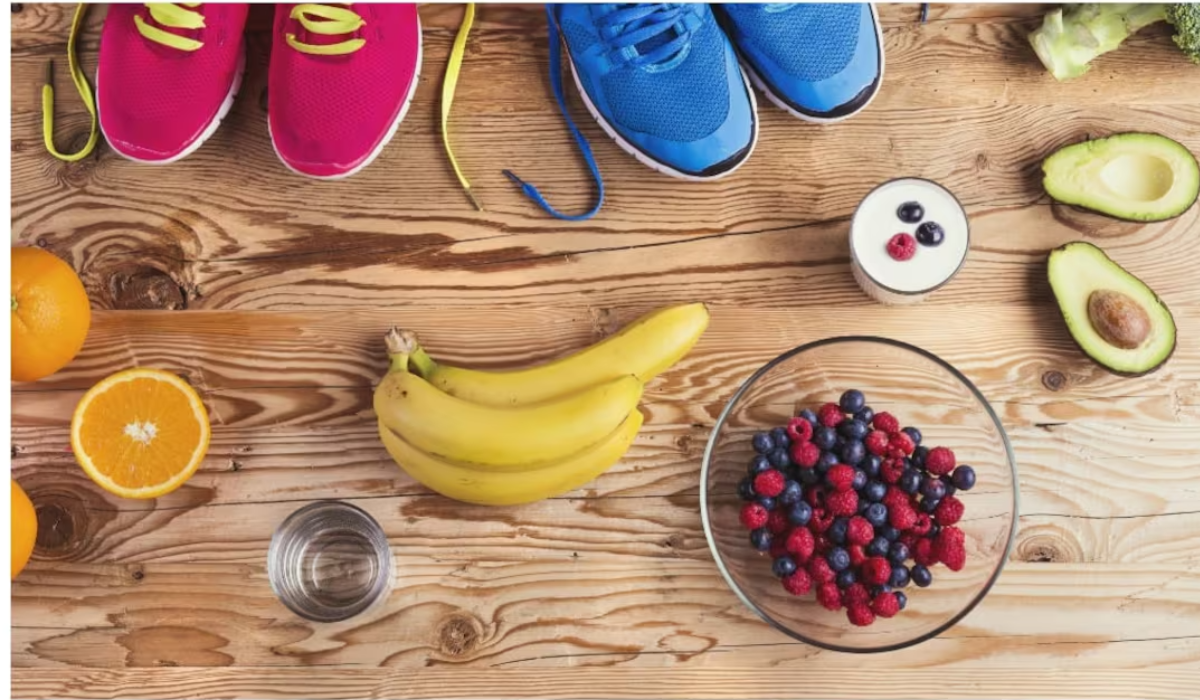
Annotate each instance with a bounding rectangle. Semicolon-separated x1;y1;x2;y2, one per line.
408;346;439;379
385;328;419;374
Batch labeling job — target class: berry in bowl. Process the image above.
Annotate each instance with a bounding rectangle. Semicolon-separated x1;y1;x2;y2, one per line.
701;337;1018;653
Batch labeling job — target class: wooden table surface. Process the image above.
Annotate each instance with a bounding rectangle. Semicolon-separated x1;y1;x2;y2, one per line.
11;3;1200;698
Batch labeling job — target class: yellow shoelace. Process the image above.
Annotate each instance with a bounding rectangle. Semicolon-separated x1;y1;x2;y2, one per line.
42;3;98;161
135;2;205;52
441;3;480;210
287;4;366;56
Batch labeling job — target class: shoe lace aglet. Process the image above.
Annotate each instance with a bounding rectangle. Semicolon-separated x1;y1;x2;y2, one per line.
43;59;53;87
464;187;484;212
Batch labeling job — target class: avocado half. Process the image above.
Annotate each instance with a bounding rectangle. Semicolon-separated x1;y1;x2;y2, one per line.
1047;242;1176;376
1043;133;1200;222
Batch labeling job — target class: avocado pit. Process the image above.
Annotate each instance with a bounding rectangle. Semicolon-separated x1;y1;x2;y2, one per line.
1087;290;1150;350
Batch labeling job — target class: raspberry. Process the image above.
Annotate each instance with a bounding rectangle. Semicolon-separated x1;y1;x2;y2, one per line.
768;509;790;534
814;534;832;556
935;526;967;571
782;569;813;596
810;507;833;534
898;532;919;550
808;556;835;584
826;464;855;492
886;232;917;262
848;544;867;567
861;556;892;586
925;447;956;476
804;486;824;508
913;537;939;567
786;417;813;443
844;583;870;608
911;512;933;536
769;539;789;559
872;412;900;434
847;604;876;627
791;441;820;469
881;458;905;484
865;430;890;456
739;503;769;530
889;431;916;456
818;402;844;428
934;495;964;526
826;489;859;517
871;592;901;619
883;486;909;508
753;470;786;498
785;526;815;562
817;582;843;610
846;516;874;546
889;502;917;530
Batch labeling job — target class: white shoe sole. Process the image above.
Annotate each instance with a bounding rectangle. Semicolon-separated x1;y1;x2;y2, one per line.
563;40;759;182
738;3;885;125
269;16;424;181
97;45;246;164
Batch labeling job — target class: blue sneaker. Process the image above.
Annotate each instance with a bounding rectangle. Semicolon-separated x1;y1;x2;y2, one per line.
715;3;884;123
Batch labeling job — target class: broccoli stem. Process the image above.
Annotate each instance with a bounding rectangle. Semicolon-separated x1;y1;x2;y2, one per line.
1030;3;1170;81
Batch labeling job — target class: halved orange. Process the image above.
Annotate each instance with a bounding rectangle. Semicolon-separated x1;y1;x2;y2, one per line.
70;368;211;499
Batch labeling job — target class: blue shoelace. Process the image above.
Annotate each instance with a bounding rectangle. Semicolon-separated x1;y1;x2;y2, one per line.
504;4;695;221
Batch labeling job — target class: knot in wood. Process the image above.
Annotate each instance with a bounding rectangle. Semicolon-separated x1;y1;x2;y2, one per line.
29;480;115;562
436;613;482;657
108;266;187;310
1041;370;1067;392
1015;527;1082;564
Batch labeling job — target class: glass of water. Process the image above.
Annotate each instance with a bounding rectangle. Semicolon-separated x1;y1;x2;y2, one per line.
268;501;393;623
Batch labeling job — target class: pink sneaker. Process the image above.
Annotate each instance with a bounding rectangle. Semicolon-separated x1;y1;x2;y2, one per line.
269;3;422;179
97;3;248;163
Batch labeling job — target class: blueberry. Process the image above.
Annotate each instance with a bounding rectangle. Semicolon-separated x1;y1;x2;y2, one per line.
865;502;888;528
798;408;819;425
771;426;791;447
838;418;869;441
839;389;866;414
911;445;929;469
813;426;837;450
911;564;932;587
833;435;846;451
901;426;922;446
750;528;772;551
940;476;957;498
757;496;777;511
920;477;947;502
862;454;882;479
751;432;774;454
864;480;887;503
916;221;945;247
889;541;910;564
827;547;851;572
880;525;901;541
798;467;820;485
870;585;892;598
851;469;868;491
867;536;890;557
929;523;942;538
952;465;977;491
748;454;771;475
828;518;850;545
787;501;813;526
836;568;858;589
816;451;839;472
921;496;941;513
779;480;803;506
857;498;872;515
889;565;911;588
895;591;908;610
897;201;925;224
772;556;797;578
839;439;866;467
899;470;922;494
737;477;756;501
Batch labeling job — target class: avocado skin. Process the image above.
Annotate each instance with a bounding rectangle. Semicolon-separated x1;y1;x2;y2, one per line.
1043;132;1200;223
1047;242;1176;378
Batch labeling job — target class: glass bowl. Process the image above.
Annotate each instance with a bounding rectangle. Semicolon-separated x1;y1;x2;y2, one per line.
701;336;1018;653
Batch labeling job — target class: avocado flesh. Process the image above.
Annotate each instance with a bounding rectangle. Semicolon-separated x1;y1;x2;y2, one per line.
1048;242;1176;376
1044;133;1200;222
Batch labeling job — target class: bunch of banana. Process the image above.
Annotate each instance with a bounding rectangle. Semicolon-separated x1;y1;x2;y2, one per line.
373;303;710;506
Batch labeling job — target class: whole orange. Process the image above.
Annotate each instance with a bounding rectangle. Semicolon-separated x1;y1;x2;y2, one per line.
12;247;91;382
12;478;38;579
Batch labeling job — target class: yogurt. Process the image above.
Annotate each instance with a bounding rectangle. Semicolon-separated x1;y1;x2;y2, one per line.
849;178;970;304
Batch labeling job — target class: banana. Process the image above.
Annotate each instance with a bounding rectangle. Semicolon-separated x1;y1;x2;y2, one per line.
378;411;643;506
406;302;709;407
374;329;643;469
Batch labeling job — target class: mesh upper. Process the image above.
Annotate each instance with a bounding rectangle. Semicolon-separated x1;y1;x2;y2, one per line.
723;3;861;82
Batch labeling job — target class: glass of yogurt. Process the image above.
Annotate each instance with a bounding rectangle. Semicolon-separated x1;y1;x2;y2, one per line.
849;178;970;304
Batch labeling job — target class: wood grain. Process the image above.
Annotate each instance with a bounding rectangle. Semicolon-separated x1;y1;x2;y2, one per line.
11;2;1200;698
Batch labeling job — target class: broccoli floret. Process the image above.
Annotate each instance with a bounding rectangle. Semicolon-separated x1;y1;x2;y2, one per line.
1030;3;1200;81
